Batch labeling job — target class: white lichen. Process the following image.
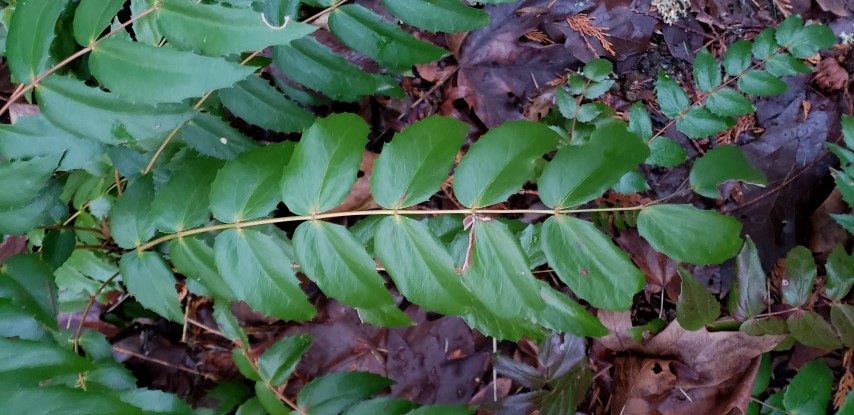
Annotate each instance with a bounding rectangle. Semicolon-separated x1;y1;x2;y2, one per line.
653;0;690;25
841;26;854;46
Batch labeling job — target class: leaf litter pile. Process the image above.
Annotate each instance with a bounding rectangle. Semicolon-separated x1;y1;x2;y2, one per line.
5;0;853;414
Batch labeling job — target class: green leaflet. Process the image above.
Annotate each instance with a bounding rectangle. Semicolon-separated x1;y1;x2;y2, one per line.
213;303;250;346
775;16;837;59
752;28;777;60
704;88;755;117
255;382;290;415
826;245;854;301
536;283;609;337
261;0;300;26
0;115;102;171
693;49;721;92
541;215;644;311
539;122;649;209
327;5;447;72
178;113;257;160
0;337;92;379
150;157;223;233
381;0;489;33
788;310;843;350
119;251;183;322
218;76;314;133
73;0;124;45
0;180;66;236
765;52;811;77
406;405;474;415
655;72;690;119
257;334;310;387
214;229;315;321
0;255;58;331
738;70;787;97
344;398;417;415
89;37;255;104
110;175;156;249
832;304;854;349
732;238;768;320
723;40;752;76
155;0;315;56
210;142;294;222
675;107;734;139
296;372;393;415
0;152;61;209
675;267;720;331
281;113;369;215
583;58;613;82
5;0;66;83
781;245;816;307
170;238;237;301
453;120;560;208
646;137;687;167
1;384;147;415
36;75;195;145
373;216;470;316
628;102;652;141
637;204;743;265
784;359;833;414
371;116;467;209
293;221;410;325
689;145;767;198
273;38;402;102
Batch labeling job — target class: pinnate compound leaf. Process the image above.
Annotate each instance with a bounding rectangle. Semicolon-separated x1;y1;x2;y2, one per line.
646;136;688;167
705;88;755;117
36;75;195;145
537;283;609;337
732;237;768;319
780;21;836;59
89;37;255;104
774;15;803;46
374;216;470;316
210;142;294;223
675;107;734;138
0;152;61;209
371;116;467;209
832;304;854;349
675;267;720;331
693;49;721;92
327;5;447;72
0;255;58;330
637;204;743;265
170;238;236;301
156;0;315;56
257;334;311;387
453;121;560;208
765;52;812;77
655;72;690;119
539;123;648;209
294;221;410;325
541;215;644;310
214;229;315;321
6;0;66;83
273;38;402;102
781;245;816;307
297;371;393;415
281;113;369;215
689;145;767;198
381;0;489;33
787;310;842;350
784;359;833;414
723;40;752;76
738;70;787;97
73;0;124;45
119;251;183;322
151;157;224;233
178;113;257;160
218;76;314;133
826;245;854;301
110;175;156;249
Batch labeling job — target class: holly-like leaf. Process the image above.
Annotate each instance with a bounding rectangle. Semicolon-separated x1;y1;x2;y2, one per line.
765;52;812;77
784;359;833;414
583;58;613;82
705;88;755;117
655;72;690;119
646;137;688;167
73;0;125;45
281;113;369;215
738;70;787;97
0;152;61;209
381;0;489;33
693;49;721;92
5;0;66;83
0;115;102;172
218;76;314;134
628;102;652;141
832;304;854;349
637;204;743;265
676;267;720;331
675;107;734;139
110;175;157;249
178;113;257;160
752;28;778;60
826;245;854;301
150;157;223;233
723;40;752;76
779;20;836;59
257;334;311;387
787;310;842;350
453;121;560;208
689;145;767;198
119;251;183;322
371;116;467;209
781;245;816;307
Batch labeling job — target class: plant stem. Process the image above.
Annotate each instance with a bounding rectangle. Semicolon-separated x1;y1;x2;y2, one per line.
73;272;120;354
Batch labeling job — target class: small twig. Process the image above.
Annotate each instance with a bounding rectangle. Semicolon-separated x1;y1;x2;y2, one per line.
304;0;350;24
750;397;788;414
73;272;121;353
112;345;213;379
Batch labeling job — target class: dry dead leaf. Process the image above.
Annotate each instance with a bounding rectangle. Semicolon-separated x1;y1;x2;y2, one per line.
814;57;850;92
329;151;380;213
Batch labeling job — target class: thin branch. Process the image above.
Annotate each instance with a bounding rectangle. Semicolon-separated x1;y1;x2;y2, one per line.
304;0;349;24
112;345;213;379
73;272;121;353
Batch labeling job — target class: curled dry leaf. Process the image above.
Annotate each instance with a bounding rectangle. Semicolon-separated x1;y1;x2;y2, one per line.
813;57;850;91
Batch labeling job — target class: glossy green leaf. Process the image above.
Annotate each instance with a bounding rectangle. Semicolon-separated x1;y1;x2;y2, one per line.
213;302;250;347
0;152;61;209
655;72;690;119
297;371;393;415
537;283;609;337
0;337;92;378
73;0;124;45
628;102;652;141
344;397;417;415
1;384;147;415
826;245;854;301
539;123;648;209
41;229;75;270
0;181;65;236
646;136;687;167
294;221;410;325
36;75;195;145
235;397;266;415
788;310;842;350
218;76;314;133
738;70;787;97
155;0;315;56
689;145;767;198
371;116;467;209
732;237;768;319
327;5;447;72
257;334;311;387
130;0;163;46
613;170;649;194
254;382;290;415
693;49;721;92
214;229;315;321
583;58;613;82
541;215;644;310
210;142;294;222
381;0;489;33
5;0;66;83
782;23;836;59
784;359;833;414
832;304;854;349
765;52;812;77
842;115;854;148
675;267;720;330
178;113;257;160
89;37;255;104
281;113;369;215
781;245;816;307
119;251;183;322
740;317;787;336
261;0;300;26
453;121;560;208
774;15;803;46
0;115;102;171
120;389;195;414
374;216;470;316
0;255;58;330
705;88;755;117
110;175;156;249
170;238;237;301
406;405;474;415
637;204;743;265
273;38;402;102
675;107;734;138
752;28;777;60
723;40;752;76
151;157;223;233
